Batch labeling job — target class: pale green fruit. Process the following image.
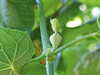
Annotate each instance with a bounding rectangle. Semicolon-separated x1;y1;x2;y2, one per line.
50;18;60;32
50;33;62;49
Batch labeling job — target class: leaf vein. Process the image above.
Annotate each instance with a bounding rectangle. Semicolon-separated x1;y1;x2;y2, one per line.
12;32;26;63
0;67;11;71
0;43;12;65
0;61;10;66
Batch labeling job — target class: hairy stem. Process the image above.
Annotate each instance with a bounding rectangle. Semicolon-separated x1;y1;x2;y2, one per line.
36;0;50;51
30;52;46;62
36;0;54;75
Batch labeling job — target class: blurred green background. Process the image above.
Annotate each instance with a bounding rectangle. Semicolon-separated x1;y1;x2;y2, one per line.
31;0;100;75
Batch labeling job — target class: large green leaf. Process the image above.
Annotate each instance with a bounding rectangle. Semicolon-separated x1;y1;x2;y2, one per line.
78;0;100;7
1;0;35;33
18;62;46;75
0;27;34;75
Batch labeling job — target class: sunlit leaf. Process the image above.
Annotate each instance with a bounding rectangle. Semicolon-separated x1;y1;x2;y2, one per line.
0;27;34;75
78;0;100;7
57;2;82;29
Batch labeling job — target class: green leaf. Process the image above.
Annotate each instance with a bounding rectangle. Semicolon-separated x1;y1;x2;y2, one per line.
43;0;63;17
11;0;37;7
77;0;100;7
97;15;100;29
18;62;46;75
0;27;34;75
0;13;3;25
1;0;35;33
32;0;63;31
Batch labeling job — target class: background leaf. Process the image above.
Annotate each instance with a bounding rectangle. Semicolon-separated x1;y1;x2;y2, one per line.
77;0;100;7
0;27;34;75
55;1;100;75
1;0;36;34
43;0;63;17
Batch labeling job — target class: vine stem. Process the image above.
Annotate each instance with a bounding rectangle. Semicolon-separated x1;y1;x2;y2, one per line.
30;31;100;62
36;0;54;75
54;32;98;55
30;52;46;62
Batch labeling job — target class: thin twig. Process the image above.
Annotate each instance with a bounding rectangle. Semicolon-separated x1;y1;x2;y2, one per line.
30;52;46;62
54;31;99;55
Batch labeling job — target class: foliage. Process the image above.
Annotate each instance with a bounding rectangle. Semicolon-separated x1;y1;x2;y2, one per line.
1;0;35;34
78;0;100;7
0;27;35;74
0;0;100;75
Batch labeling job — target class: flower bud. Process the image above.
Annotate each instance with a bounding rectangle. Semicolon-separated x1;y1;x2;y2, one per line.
50;33;62;49
50;18;60;32
46;55;56;63
46;48;56;63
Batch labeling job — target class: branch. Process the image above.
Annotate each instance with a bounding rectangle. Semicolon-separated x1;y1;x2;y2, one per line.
36;0;54;75
36;0;50;52
30;52;46;62
54;31;99;55
30;31;100;63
